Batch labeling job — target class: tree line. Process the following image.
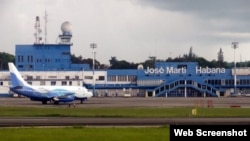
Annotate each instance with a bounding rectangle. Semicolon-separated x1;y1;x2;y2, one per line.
1;51;249;70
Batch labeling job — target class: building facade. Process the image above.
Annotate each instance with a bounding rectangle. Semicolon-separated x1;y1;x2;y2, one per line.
2;59;250;98
15;44;90;71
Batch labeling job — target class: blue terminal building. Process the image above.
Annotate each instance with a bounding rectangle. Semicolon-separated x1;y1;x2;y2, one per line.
83;61;250;97
15;44;90;71
14;42;250;97
9;20;250;98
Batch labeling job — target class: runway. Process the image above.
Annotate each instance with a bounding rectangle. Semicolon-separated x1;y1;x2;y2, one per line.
1;96;250;108
0;97;250;127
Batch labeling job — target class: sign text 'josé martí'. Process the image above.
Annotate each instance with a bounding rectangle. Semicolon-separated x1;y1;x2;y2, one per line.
144;67;226;74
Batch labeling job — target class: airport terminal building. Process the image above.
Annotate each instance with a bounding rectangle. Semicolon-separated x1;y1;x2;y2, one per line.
1;20;250;98
1;41;250;98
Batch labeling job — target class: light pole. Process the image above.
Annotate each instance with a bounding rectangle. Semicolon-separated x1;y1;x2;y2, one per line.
90;43;97;96
232;42;238;95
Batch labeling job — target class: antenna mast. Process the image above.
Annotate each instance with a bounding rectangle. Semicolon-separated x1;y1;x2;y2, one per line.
34;16;42;44
44;10;48;44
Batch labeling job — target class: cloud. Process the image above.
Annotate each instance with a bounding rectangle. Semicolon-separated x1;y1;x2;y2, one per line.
136;0;250;32
136;0;250;18
1;0;250;64
134;0;250;61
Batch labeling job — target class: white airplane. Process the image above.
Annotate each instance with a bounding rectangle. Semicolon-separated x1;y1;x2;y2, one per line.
8;62;93;104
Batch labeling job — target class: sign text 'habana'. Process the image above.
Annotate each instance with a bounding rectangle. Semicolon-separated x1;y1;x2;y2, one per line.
144;67;226;74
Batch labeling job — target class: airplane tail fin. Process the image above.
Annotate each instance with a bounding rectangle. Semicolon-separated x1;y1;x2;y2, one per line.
8;62;30;87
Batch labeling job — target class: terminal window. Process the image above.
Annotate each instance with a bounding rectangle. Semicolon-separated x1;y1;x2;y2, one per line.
98;76;105;80
51;81;56;85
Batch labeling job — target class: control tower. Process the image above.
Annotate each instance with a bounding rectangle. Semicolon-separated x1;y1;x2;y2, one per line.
15;18;89;71
59;21;73;45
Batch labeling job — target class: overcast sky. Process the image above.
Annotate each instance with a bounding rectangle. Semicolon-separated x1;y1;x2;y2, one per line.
1;0;250;64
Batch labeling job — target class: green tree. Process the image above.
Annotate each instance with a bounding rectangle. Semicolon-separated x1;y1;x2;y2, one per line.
109;60;131;69
71;54;101;69
109;56;118;66
0;52;15;70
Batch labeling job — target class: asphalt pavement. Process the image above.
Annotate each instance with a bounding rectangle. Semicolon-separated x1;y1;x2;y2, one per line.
1;97;250;127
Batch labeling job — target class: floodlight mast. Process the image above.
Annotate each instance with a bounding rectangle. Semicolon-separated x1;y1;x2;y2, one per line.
90;43;97;96
44;10;48;44
232;42;238;96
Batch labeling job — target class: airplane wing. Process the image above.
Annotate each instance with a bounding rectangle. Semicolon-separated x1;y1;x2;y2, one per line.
33;88;75;103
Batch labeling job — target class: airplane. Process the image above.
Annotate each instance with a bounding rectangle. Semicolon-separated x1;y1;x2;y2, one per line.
8;62;93;104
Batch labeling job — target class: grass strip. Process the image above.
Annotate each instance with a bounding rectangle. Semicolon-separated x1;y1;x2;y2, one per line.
0;126;169;141
0;107;250;117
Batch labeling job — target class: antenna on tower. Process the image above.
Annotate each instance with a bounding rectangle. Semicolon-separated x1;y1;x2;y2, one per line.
34;16;42;44
44;10;48;44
